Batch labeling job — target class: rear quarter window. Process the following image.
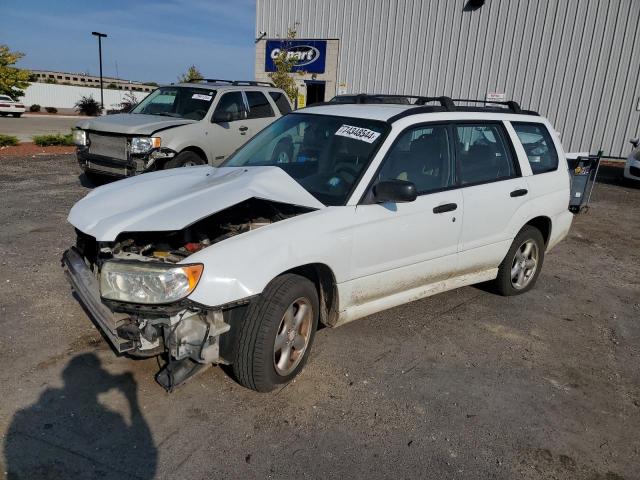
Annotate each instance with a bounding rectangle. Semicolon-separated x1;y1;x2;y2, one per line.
512;122;559;174
269;91;292;115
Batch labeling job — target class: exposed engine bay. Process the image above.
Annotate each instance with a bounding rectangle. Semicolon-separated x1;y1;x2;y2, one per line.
88;198;313;265
70;198;313;390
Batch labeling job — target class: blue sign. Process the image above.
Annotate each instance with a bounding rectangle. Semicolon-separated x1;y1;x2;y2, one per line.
265;40;327;74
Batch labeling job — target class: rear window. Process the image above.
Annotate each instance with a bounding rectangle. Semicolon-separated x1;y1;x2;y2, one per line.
512;122;558;174
268;91;292;115
246;91;275;119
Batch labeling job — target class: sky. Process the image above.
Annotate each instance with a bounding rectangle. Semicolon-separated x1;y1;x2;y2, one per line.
2;0;256;84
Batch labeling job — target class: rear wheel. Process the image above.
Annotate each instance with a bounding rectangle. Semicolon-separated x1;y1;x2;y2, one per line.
164;151;206;169
12;113;22;118
494;226;545;296
233;274;319;392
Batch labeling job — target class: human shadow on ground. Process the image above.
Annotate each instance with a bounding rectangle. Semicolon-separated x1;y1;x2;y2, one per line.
4;353;157;480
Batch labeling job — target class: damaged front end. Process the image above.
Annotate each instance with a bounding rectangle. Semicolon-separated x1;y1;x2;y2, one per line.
63;198;312;390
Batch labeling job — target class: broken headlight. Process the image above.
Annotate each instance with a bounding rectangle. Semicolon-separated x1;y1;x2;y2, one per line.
130;136;161;154
100;261;203;304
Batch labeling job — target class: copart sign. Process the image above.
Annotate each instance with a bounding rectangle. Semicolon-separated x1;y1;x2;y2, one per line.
265;40;327;74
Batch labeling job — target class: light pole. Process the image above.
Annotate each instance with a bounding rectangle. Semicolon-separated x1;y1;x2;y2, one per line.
91;31;107;112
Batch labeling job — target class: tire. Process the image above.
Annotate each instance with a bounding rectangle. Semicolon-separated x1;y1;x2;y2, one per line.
271;139;294;164
164;151;206;169
494;225;545;296
0;113;7;117
233;274;319;392
12;113;22;118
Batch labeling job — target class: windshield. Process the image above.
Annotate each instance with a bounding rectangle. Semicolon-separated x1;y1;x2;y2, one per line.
0;95;13;102
130;86;216;121
223;113;388;206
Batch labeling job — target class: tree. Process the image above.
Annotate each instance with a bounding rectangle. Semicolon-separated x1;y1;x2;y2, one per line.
268;26;300;103
0;45;31;98
119;91;138;112
178;65;203;83
75;95;101;116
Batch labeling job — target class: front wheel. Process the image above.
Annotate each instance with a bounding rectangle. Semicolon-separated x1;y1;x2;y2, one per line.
164;151;205;169
494;226;545;296
233;274;319;392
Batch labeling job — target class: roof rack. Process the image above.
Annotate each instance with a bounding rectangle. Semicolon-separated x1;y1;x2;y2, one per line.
200;78;274;87
329;93;538;116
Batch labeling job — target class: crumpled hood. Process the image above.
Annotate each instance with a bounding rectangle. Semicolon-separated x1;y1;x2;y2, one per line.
68;166;325;241
75;113;195;135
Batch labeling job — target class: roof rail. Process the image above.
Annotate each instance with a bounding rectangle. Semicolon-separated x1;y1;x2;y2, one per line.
330;93;535;114
201;78;274;87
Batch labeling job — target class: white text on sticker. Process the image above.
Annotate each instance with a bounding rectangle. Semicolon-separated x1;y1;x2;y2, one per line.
335;125;381;143
192;94;212;101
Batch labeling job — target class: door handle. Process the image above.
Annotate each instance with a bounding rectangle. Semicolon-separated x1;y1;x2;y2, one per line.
238;126;248;132
433;203;457;214
510;188;528;197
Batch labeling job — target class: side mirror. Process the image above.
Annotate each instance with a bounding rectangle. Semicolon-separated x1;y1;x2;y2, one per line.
372;179;417;203
212;110;233;123
630;138;639;149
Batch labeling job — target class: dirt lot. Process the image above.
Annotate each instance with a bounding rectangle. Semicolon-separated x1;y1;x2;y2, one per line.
0;155;638;479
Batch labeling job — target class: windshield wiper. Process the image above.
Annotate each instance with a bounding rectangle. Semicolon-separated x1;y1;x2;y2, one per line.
151;112;182;118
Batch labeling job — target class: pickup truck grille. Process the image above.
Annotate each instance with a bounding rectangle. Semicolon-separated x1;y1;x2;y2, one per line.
88;133;128;161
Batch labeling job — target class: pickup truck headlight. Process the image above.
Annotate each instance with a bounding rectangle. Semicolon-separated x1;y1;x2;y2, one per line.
130;137;161;154
73;129;87;146
100;261;203;304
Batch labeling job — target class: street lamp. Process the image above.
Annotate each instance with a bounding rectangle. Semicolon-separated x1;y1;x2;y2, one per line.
91;31;107;112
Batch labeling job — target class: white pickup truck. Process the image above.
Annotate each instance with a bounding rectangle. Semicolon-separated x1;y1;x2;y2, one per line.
63;95;573;392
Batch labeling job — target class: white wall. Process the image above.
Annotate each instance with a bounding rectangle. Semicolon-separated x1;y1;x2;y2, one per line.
22;83;150;110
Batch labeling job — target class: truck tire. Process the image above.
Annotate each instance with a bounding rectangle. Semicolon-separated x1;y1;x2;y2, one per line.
233;274;319;392
12;113;22;118
494;225;545;296
164;151;205;169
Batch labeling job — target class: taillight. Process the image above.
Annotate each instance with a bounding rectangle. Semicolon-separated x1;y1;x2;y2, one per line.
16;104;24;108
0;104;9;107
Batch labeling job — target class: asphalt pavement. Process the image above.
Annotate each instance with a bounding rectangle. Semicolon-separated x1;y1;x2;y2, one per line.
0;156;638;479
0;114;80;142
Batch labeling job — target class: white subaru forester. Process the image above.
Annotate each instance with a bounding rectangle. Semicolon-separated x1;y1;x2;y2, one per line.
63;96;573;392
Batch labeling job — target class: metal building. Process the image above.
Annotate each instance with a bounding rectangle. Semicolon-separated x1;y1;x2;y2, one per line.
255;0;640;157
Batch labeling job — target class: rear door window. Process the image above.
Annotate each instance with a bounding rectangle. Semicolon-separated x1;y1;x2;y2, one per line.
246;91;275;119
268;91;292;115
511;122;559;174
454;123;518;185
213;92;246;122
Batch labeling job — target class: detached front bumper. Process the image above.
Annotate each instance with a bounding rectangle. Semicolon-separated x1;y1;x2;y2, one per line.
62;248;135;352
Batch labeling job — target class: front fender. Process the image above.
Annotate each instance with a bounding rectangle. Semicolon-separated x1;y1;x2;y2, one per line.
185;206;355;307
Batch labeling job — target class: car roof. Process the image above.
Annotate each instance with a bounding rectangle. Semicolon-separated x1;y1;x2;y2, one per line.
300;103;416;121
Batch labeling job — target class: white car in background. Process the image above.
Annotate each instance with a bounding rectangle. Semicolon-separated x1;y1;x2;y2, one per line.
0;95;25;118
624;138;640;182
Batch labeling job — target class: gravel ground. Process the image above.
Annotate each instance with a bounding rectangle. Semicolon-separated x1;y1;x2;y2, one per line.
0;155;638;480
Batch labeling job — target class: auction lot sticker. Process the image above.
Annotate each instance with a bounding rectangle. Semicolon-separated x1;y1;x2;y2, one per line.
192;94;213;101
335;125;381;143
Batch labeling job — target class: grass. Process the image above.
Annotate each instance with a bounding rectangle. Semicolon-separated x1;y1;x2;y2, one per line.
32;133;74;147
0;134;20;147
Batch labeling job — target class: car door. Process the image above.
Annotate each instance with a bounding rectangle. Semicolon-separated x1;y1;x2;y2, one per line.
242;90;278;138
208;91;248;165
347;124;463;307
454;122;530;273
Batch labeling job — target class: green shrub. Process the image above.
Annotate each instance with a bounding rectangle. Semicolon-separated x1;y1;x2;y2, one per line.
29;104;41;112
75;95;101;116
32;133;74;146
0;134;19;147
45;106;58;114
